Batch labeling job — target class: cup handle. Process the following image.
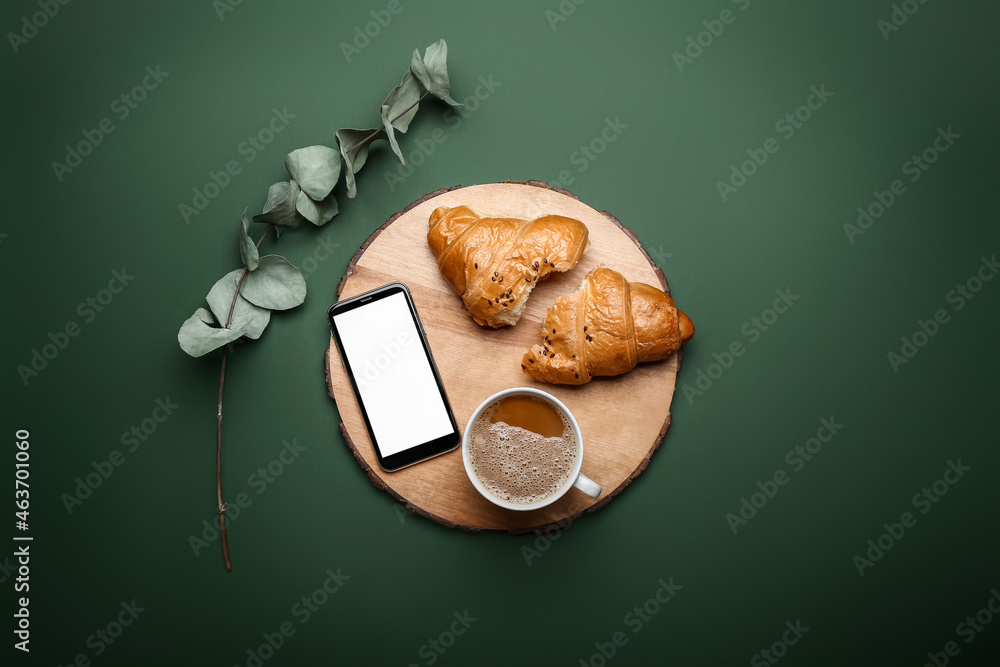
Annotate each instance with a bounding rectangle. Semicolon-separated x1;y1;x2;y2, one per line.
573;472;602;499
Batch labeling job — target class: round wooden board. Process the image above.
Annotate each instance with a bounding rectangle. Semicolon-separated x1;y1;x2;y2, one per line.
324;181;682;533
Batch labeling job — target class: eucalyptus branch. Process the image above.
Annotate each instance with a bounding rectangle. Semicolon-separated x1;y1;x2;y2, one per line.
345;90;431;155
216;346;231;571
226;227;270;328
216;226;271;572
176;39;463;572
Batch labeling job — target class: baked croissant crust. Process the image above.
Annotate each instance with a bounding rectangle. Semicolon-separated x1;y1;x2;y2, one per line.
521;267;694;384
428;205;590;327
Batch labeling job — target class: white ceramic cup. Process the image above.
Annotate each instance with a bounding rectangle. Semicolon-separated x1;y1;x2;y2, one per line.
462;387;602;511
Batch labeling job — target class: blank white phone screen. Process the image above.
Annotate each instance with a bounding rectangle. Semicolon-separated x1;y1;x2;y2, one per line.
333;292;453;458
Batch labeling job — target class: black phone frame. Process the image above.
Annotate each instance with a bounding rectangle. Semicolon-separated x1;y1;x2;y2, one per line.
328;282;460;472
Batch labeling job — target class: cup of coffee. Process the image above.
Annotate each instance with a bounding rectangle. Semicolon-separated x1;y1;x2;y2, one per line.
462;387;602;511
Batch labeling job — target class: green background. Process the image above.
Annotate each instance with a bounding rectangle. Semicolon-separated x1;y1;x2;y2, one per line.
3;0;999;665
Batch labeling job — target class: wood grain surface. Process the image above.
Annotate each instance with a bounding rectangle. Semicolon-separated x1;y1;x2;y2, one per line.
324;181;682;533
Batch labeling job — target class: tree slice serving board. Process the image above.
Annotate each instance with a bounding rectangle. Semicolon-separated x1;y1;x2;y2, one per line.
324;181;682;533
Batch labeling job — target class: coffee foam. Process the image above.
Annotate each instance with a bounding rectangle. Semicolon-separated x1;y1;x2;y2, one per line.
468;401;577;505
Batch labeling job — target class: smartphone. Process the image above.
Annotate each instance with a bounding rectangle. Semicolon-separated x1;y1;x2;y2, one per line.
328;282;460;471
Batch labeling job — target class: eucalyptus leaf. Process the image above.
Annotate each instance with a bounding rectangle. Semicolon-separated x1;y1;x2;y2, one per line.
284;146;341;201
381;69;422;164
253;181;304;228
239;209;259;271
335;128;386;198
410;39;461;107
240;255;306;311
193;307;215;325
206;270;271;339
295;189;339;226
178;312;250;358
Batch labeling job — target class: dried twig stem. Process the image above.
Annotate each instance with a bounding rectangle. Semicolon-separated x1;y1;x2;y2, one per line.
216;226;271;572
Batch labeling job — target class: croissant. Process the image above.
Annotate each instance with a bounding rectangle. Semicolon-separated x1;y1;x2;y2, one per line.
427;205;590;327
521;267;694;385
